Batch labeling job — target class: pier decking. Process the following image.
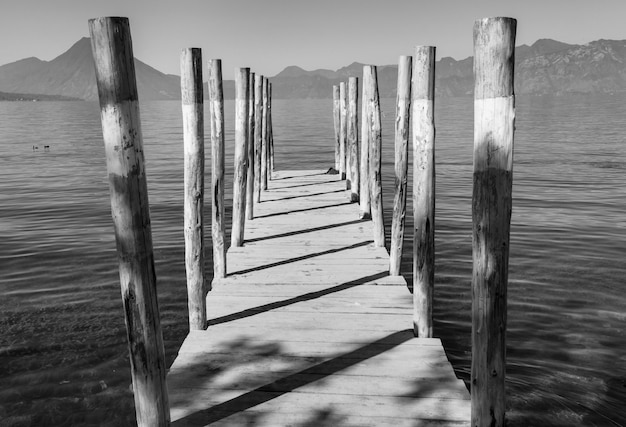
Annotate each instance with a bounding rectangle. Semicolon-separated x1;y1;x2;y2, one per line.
167;169;470;426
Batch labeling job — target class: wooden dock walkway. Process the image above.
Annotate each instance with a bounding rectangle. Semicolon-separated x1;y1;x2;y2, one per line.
167;169;470;426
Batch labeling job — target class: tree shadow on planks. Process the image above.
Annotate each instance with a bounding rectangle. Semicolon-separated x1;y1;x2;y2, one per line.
209;271;389;326
252;201;353;219
227;240;374;276
170;330;414;426
244;218;367;244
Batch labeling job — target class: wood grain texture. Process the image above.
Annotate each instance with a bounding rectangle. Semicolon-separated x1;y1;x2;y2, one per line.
413;46;436;339
472;17;516;427
246;72;256;220
181;48;206;331
268;82;275;174
347;77;360;202
168;169;469;425
208;59;226;279
253;75;263;203
366;67;385;247
231;67;250;247
339;81;347;180
333;85;341;171
261;78;269;190
359;68;372;219
89;17;169;426
389;55;412;276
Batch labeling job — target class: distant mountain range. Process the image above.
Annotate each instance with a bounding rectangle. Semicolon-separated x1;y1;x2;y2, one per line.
2;37;626;100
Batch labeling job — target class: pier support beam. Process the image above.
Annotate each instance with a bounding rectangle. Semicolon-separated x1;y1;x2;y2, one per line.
181;48;207;331
471;17;516;427
347;76;359;202
261;78;269;190
359;70;371;219
412;47;436;338
339;81;347;180
208;59;226;279
232;67;250;246
88;16;170;426
254;75;263;203
333;85;341;172
246;72;256;220
389;55;412;276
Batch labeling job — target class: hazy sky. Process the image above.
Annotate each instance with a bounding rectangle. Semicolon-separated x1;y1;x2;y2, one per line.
2;0;626;79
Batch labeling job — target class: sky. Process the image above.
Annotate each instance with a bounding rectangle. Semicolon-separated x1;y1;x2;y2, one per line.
2;0;626;79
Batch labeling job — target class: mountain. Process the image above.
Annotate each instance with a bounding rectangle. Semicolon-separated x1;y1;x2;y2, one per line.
271;38;626;98
3;37;626;100
0;38;180;101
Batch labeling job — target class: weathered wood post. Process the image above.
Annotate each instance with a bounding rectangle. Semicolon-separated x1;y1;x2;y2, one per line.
389;56;412;275
254;75;263;203
208;59;226;278
333;85;341;172
261;78;269;190
366;66;385;246
347;76;360;202
267;82;274;175
88;17;169;426
359;70;371;219
246;71;255;219
231;67;250;247
339;81;347;180
412;46;436;338
181;48;206;331
471;17;516;427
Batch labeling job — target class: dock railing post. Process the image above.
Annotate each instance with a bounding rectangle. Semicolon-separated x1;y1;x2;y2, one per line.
261;78;269;190
359;70;371;219
88;17;170;426
412;46;436;337
389;55;412;275
208;59;226;279
254;75;263;203
471;17;516;427
269;82;275;175
232;67;250;247
333;85;341;172
347;76;360;202
181;48;207;331
339;81;347;180
246;72;255;219
366;66;385;247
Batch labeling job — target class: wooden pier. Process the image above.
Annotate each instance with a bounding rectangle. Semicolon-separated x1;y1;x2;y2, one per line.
167;170;470;426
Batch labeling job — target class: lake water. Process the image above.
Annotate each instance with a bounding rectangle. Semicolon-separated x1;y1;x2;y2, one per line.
0;95;625;426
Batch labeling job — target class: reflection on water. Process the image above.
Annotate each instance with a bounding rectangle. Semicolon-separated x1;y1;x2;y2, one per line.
0;95;625;426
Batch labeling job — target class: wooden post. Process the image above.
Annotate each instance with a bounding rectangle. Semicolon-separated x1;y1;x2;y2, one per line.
181;48;206;331
412;47;436;338
208;59;226;278
333;85;341;171
339;81;347;180
389;56;412;275
261;78;269;191
471;17;516;427
347;76;359;202
246;71;255;220
88;17;169;426
267;82;274;175
254;74;263;203
367;66;385;247
231;67;250;247
359;70;371;219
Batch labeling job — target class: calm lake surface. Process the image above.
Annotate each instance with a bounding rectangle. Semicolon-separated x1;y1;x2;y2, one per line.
0;95;625;426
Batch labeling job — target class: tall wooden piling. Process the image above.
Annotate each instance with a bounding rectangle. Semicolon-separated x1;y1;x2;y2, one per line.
254;75;263;203
88;17;169;426
267;82;274;174
412;46;436;338
359;70;371;219
208;59;226;279
232;67;250;247
471;17;516;427
339;81;347;180
246;72;255;220
180;48;206;331
389;56;412;276
261;78;269;190
333;85;341;171
366;66;385;247
347;76;359;202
